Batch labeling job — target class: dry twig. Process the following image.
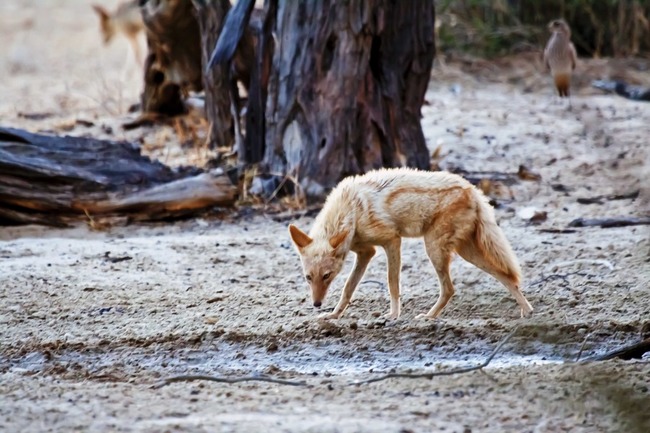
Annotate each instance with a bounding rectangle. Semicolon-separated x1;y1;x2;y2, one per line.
569;216;650;229
530;271;595;287
270;206;321;223
349;327;519;386
576;190;639;205
575;332;593;362
360;280;386;290
547;259;614;272
153;374;307;389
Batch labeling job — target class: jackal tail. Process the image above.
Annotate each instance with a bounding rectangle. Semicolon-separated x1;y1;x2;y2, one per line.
472;189;522;285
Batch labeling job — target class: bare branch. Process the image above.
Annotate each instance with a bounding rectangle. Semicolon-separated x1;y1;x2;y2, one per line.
575;332;593;362
529;271;594;287
153;374;307;389
349;327;519;386
547;259;614;271
569;216;650;229
359;280;386;290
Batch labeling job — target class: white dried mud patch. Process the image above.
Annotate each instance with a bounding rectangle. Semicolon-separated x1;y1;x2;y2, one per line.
1;1;649;432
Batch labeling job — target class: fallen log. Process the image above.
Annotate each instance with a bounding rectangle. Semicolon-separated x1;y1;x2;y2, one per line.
568;216;650;228
583;338;650;362
0;127;237;226
82;172;237;214
592;80;650;102
576;190;640;205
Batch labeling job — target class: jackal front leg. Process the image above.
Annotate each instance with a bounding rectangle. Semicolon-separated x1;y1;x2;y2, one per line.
319;246;375;320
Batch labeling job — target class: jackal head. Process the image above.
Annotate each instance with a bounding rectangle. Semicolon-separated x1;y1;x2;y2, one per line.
92;5;116;44
288;224;349;308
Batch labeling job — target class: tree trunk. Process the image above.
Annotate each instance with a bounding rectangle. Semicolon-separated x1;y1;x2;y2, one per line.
140;0;258;150
193;0;234;149
243;1;274;165
140;0;203;115
261;0;435;196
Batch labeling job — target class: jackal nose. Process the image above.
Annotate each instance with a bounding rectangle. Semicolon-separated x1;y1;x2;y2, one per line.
313;301;322;308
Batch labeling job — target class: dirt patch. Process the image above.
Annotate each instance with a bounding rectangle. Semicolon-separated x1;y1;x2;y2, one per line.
1;1;649;432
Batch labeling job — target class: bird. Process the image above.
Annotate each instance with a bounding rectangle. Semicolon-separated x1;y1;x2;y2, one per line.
543;19;577;107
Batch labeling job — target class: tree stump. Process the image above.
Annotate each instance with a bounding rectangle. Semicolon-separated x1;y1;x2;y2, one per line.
210;0;436;196
260;0;436;196
140;0;203;115
193;0;235;149
195;0;258;151
139;0;257;150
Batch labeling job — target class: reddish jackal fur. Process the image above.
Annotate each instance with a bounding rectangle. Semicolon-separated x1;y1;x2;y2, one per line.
289;168;533;320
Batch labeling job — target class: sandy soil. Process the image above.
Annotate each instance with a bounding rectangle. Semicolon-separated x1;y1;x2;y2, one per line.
1;1;649;432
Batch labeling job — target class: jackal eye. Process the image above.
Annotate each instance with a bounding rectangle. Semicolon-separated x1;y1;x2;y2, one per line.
305;275;312;282
322;272;331;281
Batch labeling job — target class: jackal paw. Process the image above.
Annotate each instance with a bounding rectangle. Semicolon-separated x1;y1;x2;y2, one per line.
415;313;440;321
520;308;534;318
318;311;341;320
384;311;400;320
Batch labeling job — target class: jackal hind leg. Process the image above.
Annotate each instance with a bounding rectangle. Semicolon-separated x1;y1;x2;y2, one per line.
383;238;402;320
417;234;455;320
456;240;533;318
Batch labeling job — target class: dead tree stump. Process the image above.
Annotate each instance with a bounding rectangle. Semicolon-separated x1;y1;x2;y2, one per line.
193;0;235;150
145;0;436;196
259;0;435;196
140;0;203;115
211;0;436;196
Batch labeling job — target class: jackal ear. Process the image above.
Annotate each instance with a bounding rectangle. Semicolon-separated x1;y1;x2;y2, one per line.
92;5;110;21
288;224;313;250
328;230;349;250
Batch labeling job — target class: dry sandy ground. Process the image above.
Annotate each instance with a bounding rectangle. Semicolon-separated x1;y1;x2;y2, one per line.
1;1;650;432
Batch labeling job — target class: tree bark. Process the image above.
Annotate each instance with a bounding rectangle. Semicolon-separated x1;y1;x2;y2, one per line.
244;1;274;165
140;0;203;115
163;0;436;195
140;0;258;150
261;0;436;196
206;0;269;164
193;0;234;149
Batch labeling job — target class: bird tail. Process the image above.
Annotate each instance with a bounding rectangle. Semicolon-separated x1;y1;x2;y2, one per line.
554;73;571;97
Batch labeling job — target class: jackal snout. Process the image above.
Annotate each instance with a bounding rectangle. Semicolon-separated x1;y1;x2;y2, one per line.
310;283;330;308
